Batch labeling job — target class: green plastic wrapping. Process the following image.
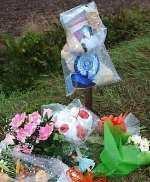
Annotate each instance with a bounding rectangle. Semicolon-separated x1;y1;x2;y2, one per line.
93;121;150;177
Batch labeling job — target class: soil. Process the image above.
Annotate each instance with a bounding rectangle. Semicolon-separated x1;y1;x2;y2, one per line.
0;0;149;35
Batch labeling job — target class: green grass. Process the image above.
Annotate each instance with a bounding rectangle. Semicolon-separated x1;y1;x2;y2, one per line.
0;34;150;181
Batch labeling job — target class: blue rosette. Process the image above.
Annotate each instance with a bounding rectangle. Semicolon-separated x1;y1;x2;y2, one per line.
71;52;100;88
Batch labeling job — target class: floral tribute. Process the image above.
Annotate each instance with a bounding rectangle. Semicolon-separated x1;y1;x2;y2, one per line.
4;99;99;157
8;111;54;154
93;119;150;177
0;101;150;182
0;1;150;180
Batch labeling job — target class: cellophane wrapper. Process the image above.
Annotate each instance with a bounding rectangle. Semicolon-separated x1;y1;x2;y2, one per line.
41;99;99;145
60;1;121;95
9;152;68;182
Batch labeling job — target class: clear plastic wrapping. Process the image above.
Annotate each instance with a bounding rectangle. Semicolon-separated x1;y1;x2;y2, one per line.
60;1;121;95
41;99;99;144
9;152;68;182
124;113;140;136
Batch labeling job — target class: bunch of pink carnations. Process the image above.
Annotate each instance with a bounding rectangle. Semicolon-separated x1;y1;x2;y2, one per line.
8;109;53;154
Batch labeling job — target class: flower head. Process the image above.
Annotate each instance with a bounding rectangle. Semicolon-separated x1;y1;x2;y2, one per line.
24;122;37;137
98;114;127;131
128;135;142;145
76;124;87;140
16;128;27;143
38;124;53;141
29;111;41;125
139;138;150;152
13;144;33;154
78;109;89;119
59;124;69;134
10;113;26;129
21;144;33;154
128;135;150;152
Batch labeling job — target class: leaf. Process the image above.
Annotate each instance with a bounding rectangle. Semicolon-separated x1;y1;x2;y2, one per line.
53;133;59;141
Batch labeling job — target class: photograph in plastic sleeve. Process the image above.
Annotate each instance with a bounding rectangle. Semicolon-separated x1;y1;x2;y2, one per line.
60;1;121;96
41;99;99;144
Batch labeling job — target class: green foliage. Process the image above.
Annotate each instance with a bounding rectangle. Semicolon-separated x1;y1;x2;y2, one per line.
0;34;150;181
0;34;149;137
0;24;65;93
0;7;149;93
103;7;150;46
0;150;16;178
33;131;72;158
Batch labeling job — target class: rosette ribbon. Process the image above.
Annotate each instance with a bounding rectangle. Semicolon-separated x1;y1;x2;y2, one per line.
71;52;99;88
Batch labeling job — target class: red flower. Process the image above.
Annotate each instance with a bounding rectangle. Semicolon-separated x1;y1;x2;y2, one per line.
98;114;127;131
66;167;107;182
59;124;69;134
78;110;89;119
76;124;87;139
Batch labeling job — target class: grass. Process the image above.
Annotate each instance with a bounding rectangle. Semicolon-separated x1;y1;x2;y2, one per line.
0;34;150;181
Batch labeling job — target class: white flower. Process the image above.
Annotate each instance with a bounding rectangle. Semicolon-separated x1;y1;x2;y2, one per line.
128;135;150;152
128;135;142;145
139;138;150;152
43;108;53;119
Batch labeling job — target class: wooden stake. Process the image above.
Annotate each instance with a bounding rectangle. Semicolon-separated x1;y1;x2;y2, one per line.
84;87;93;110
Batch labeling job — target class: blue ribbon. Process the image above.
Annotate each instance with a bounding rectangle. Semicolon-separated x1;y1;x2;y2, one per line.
71;52;100;88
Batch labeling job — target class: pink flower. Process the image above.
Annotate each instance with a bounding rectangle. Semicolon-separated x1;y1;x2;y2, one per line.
16;128;27;143
76;124;87;139
2;133;15;145
13;144;33;154
21;144;33;154
59;124;69;134
24;123;37;137
38;124;53;141
9;113;26;129
29;111;41;125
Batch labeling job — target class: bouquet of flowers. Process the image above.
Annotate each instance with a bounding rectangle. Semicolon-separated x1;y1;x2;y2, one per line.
42;99;99;144
0;105;150;181
93;117;150;177
6;111;54;154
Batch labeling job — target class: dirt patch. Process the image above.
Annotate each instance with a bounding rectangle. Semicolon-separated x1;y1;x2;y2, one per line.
0;0;150;35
